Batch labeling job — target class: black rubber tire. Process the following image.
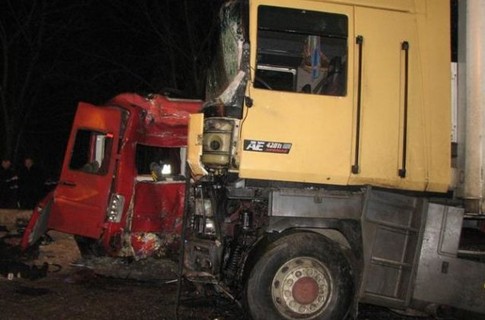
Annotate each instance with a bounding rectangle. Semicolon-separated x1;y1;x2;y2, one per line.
245;232;353;320
74;235;105;258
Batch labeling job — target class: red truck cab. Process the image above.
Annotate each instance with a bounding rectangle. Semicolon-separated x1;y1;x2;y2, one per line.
21;93;201;259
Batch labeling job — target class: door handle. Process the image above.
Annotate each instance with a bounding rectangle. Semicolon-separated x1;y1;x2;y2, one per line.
60;180;76;187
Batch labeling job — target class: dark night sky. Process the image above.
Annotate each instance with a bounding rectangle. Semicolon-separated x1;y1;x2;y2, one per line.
0;0;222;177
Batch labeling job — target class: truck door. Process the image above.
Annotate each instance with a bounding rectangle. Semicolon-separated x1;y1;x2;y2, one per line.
240;3;355;185
48;102;122;238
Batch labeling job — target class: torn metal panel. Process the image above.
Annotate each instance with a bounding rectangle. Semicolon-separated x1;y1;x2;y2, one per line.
109;93;202;146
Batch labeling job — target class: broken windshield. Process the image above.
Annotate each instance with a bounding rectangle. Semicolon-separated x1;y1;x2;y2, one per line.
204;1;248;117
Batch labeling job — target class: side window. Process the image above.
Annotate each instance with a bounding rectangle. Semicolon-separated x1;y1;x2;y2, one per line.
69;129;113;175
255;6;348;96
135;145;185;181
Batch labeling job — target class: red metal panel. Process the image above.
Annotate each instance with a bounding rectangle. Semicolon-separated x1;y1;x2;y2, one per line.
20;192;54;249
132;181;185;233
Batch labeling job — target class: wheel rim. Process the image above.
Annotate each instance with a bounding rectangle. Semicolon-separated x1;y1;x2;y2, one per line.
271;257;332;319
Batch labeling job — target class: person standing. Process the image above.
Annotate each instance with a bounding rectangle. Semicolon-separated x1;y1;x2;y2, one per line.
0;158;18;208
17;157;45;209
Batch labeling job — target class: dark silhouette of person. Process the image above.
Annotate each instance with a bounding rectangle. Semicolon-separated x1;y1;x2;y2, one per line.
0;158;18;208
17;157;45;209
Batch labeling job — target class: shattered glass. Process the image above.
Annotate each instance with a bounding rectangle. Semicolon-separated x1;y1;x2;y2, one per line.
205;1;247;109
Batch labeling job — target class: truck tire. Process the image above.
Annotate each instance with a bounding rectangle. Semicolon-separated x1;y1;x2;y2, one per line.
74;235;105;257
245;232;353;320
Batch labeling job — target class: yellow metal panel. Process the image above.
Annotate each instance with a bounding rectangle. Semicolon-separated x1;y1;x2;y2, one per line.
262;0;414;12
349;7;428;190
346;0;450;192
187;114;208;177
416;0;451;192
239;92;354;184
240;1;355;185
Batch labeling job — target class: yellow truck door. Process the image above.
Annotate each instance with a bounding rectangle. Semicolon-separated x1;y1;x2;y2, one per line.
240;2;355;185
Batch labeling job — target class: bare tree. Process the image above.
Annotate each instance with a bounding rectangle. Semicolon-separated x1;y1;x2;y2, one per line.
0;0;88;162
104;0;222;97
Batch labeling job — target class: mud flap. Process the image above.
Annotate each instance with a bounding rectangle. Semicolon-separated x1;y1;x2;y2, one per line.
20;192;54;250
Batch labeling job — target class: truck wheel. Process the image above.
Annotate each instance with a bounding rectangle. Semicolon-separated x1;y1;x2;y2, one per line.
74;235;105;257
245;232;353;320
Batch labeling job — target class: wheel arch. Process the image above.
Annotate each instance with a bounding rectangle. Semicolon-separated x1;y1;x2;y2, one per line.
243;224;362;280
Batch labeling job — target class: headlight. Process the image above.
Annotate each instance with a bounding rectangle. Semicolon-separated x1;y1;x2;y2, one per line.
195;199;213;216
106;193;125;223
194;198;216;236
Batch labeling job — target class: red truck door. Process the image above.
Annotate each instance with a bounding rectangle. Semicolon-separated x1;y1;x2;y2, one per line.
48;102;122;238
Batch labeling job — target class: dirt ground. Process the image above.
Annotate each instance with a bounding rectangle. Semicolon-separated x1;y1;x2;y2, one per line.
0;210;238;320
0;209;466;320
